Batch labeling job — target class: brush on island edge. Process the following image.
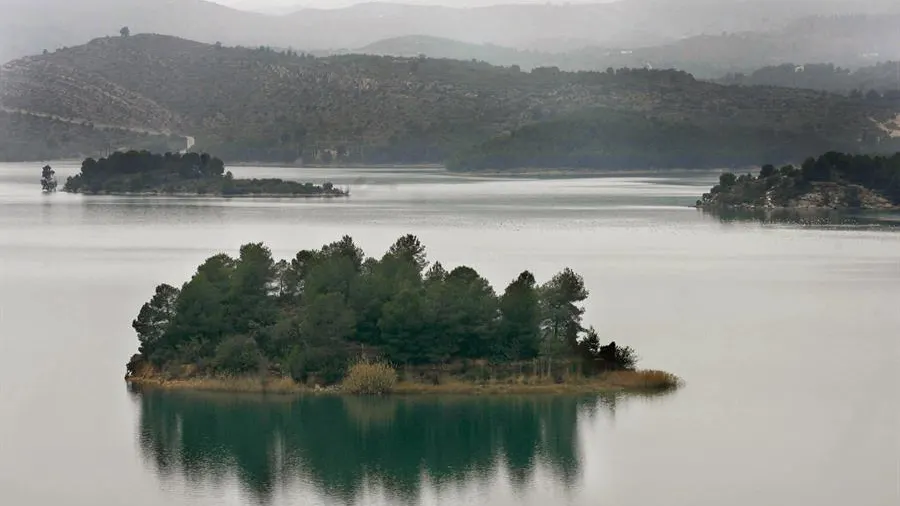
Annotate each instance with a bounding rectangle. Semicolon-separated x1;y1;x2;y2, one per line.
697;151;900;210
50;150;348;197
125;234;680;395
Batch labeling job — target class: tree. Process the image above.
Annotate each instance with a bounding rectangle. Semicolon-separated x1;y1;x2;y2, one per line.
386;234;428;273
719;172;737;188
759;164;776;179
227;243;278;335
40;165;57;192
379;288;432;364
497;271;541;360
132;284;180;362
165;254;235;360
438;266;498;359
120;26;130;37
540;268;588;351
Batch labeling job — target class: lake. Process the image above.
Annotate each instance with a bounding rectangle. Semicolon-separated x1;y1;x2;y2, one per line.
1;162;898;506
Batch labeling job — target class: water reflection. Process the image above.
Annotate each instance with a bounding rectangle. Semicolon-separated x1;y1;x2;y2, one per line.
701;207;900;228
133;388;619;504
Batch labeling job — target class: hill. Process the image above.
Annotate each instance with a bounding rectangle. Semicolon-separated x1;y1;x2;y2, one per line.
0;110;185;162
719;62;900;95
3;0;900;64
2;34;899;168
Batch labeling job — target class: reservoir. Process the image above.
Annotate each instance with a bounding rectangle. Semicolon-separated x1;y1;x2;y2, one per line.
1;163;897;506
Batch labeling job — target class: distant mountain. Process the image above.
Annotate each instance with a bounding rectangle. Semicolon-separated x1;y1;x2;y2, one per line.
352;14;900;78
4;0;900;65
356;36;559;70
2;34;898;167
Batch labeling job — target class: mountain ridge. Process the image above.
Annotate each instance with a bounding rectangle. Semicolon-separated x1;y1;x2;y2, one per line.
3;34;899;167
4;0;900;64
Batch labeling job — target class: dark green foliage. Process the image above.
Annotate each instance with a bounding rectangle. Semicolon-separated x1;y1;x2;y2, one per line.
132;283;180;364
212;336;265;374
540;268;589;350
62;150;345;196
700;151;900;208
130;235;632;382
497;272;542;361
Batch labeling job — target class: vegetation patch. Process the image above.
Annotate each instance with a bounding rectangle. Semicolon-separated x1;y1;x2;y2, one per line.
341;359;398;395
61;150;347;197
698;151;900;210
125;234;677;395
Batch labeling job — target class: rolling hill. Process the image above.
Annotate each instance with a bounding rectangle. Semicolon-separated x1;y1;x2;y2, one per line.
3;0;900;65
2;34;899;168
353;13;900;78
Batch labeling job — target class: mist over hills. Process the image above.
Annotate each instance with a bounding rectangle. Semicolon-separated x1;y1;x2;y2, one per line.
3;34;898;167
355;13;900;78
3;0;900;65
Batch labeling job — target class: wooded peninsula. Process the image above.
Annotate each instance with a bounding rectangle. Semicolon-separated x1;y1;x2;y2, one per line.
126;235;678;395
697;151;900;210
62;150;346;197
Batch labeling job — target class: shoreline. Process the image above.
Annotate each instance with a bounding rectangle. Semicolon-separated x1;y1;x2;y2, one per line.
62;190;348;198
126;370;681;396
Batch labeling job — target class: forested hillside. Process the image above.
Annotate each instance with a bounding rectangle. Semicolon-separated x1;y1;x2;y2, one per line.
719;62;900;95
2;34;899;169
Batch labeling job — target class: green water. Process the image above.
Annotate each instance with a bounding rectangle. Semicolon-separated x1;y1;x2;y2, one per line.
134;389;613;504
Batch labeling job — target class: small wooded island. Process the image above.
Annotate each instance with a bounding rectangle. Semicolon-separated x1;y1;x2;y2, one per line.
697;151;900;210
61;150;347;197
126;235;679;395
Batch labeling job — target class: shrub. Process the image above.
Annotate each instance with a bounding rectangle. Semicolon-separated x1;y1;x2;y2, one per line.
612;345;638;371
212;335;265;374
341;359;398;395
286;345;349;385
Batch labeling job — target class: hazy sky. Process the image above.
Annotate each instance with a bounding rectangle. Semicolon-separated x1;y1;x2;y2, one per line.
213;0;615;13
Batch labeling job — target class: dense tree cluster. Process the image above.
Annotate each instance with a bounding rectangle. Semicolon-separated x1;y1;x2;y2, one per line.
130;235;633;384
698;151;900;208
62;150;345;196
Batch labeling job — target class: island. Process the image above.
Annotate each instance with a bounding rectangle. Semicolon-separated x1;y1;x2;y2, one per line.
697;151;900;210
61;150;347;197
125;235;679;395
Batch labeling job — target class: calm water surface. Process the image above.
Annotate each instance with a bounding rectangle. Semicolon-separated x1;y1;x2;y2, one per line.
1;163;898;506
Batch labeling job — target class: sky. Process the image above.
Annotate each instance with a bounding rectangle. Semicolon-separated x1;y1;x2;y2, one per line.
213;0;616;13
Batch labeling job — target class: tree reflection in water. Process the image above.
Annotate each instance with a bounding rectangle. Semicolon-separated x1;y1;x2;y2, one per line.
132;387;620;504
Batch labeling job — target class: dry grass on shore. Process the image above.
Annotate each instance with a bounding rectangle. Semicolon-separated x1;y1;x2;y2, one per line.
128;369;680;396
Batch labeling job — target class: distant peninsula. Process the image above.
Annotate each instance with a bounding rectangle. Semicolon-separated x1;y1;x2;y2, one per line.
62;150;347;197
697;151;900;210
125;235;679;395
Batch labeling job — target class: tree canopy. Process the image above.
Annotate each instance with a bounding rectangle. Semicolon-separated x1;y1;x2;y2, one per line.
130;235;634;384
